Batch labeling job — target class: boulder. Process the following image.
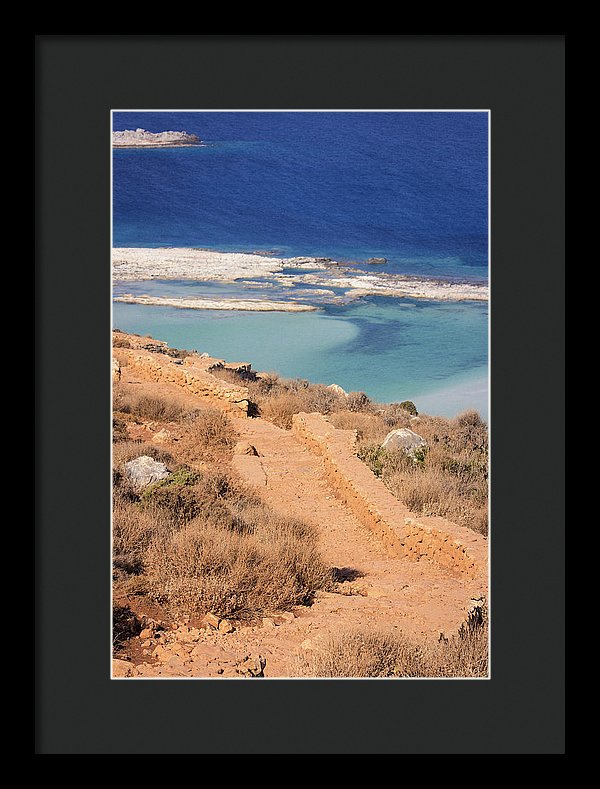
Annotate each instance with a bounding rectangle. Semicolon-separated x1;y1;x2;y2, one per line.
123;456;170;489
381;428;428;456
327;383;348;398
366;257;387;265
112;357;121;383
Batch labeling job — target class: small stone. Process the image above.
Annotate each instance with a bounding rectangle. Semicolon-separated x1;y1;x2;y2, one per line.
301;639;314;651
262;617;276;629
166;654;188;669
218;619;234;634
200;613;220;630
139;628;153;640
112;659;135;678
234;442;259;456
170;642;193;656
141;640;151;647
241;654;266;677
278;611;296;624
152;428;171;444
152;645;170;661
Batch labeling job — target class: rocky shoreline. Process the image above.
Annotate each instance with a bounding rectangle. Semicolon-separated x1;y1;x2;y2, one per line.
113;128;203;148
112;247;489;304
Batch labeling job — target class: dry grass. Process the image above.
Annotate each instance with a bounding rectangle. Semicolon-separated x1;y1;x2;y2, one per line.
355;409;489;535
112;379;238;461
144;514;332;619
112;440;174;469
302;608;488;677
113;498;178;575
113;459;332;620
118;393;198;423
139;467;332;618
210;368;351;429
256;384;346;429
176;408;238;462
328;410;389;443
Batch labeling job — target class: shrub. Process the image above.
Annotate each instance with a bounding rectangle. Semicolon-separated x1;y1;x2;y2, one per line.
328;411;387;442
112;333;132;348
357;444;387;477
177;408;238;462
113;498;177;572
346;391;374;413
112;416;129;443
144;511;333;619
112;604;142;650
211;370;347;429
379;403;415;428
140;468;203;523
302;609;488;677
119;394;195;423
399;400;418;416
134;463;332;618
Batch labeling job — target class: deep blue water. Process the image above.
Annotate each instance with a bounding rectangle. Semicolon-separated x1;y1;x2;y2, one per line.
112;112;488;417
113;112;488;279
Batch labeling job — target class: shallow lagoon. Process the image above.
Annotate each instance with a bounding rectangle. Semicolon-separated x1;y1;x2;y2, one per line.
113;294;488;419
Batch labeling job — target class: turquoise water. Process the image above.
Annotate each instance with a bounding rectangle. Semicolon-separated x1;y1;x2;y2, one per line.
113;296;488;418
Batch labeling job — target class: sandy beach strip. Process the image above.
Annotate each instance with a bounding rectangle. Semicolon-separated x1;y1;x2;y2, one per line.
113;294;318;312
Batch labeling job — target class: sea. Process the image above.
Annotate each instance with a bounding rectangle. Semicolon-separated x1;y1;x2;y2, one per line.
112;111;489;419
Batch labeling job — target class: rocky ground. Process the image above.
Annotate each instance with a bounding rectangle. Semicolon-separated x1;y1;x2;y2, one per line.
113;334;487;679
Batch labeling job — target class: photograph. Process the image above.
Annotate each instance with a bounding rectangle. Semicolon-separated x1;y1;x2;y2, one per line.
111;110;490;679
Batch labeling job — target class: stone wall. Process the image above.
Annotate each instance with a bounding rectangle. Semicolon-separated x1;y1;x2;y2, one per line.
115;348;251;416
292;412;487;588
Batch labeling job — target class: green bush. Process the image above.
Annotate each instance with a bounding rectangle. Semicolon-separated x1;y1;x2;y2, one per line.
357;444;387;477
399;400;418;416
140;467;202;522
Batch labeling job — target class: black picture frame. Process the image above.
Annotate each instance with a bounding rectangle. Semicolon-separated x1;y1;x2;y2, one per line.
36;35;565;754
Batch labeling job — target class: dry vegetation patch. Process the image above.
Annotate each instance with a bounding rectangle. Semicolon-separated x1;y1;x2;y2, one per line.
331;408;489;535
112;387;333;623
302;609;488;678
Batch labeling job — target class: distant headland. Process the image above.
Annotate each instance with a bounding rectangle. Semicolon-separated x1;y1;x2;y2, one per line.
112;128;203;148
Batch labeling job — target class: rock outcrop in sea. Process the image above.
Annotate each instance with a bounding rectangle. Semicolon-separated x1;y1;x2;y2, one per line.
113;128;202;147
